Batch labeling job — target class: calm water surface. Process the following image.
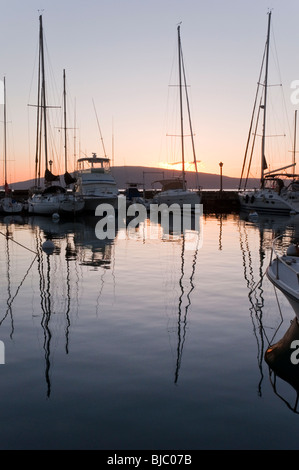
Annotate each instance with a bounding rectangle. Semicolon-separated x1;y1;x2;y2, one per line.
1;210;299;450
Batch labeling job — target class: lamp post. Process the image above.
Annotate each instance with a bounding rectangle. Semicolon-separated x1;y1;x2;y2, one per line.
219;162;223;192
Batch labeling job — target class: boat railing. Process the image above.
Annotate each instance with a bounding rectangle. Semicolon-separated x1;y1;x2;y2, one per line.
270;234;299;282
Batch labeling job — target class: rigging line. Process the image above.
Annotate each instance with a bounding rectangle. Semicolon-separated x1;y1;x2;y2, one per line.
248;267;268;296
180;45;200;190
0;254;38;328
244;95;263;189
92;99;107;157
0;231;38;254
270;22;293;149
239;41;267;190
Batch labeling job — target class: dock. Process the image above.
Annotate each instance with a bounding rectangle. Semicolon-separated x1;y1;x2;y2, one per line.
201;191;240;213
3;189;241;215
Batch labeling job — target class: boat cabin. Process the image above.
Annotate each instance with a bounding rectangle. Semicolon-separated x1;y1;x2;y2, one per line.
152;178;185;192
263;177;285;194
77;153;111;174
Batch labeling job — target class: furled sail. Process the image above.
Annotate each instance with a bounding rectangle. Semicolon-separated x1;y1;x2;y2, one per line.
64;171;77;185
44;168;60;182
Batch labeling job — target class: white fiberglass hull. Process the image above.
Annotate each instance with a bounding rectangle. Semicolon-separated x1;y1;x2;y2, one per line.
59;195;85;215
28;193;84;215
238;189;299;214
28;194;61;215
1;197;23;214
153;189;201;208
267;255;299;319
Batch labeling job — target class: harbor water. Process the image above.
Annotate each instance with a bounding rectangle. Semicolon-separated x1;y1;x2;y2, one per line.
1;210;299;450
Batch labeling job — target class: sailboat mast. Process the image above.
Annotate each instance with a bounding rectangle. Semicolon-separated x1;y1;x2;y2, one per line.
3;76;7;192
63;69;67;173
181;52;200;191
39;15;48;170
178;25;186;191
261;11;271;184
293;109;297;178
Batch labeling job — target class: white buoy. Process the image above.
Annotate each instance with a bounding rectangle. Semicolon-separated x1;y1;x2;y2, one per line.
42;239;55;254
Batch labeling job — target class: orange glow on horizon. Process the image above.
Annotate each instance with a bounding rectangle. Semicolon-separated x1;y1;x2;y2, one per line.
158;161;204;173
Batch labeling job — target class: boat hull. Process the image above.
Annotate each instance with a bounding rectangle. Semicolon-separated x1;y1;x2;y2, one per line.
152;190;201;209
82;196;119;213
267;256;299;319
238;190;299;214
28;193;85;216
1;197;23;214
28;194;60;215
59;195;85;215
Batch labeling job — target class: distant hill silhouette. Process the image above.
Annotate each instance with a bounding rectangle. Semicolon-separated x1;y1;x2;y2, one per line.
3;165;259;191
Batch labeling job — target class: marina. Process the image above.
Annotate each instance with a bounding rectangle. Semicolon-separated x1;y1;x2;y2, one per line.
1;210;299;449
3;2;299;452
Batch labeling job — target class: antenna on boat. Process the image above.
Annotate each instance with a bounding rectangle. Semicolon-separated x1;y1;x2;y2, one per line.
92;99;107;158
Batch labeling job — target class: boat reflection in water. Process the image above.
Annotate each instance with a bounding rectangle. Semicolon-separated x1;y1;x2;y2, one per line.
0;218;36;341
265;317;299;413
25;215;118;397
238;212;296;395
169;228;200;384
0;206;202;398
154;210;201;384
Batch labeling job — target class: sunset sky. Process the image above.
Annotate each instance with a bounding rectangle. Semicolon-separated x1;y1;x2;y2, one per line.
1;0;299;187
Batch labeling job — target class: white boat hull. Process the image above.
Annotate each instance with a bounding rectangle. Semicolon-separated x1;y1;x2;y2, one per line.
74;160;119;213
1;197;23;214
28;193;85;215
59;195;85;215
153;189;201;208
28;194;61;215
267;255;299;319
239;190;299;214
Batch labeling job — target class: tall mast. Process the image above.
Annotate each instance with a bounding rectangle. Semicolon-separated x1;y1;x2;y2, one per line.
63;69;67;173
177;24;186;191
181;50;200;191
3;76;7;193
293;109;297;178
261;10;271;184
39;14;48;169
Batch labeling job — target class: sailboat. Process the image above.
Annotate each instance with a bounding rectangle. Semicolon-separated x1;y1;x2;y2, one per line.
152;24;201;209
58;69;84;215
28;16;84;216
0;77;23;214
267;234;299;320
238;11;299;215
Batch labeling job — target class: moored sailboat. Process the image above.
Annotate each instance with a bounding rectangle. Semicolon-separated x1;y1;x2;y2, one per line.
267;235;299;320
0;77;23;214
238;11;299;215
28;16;84;216
152;24;201;209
